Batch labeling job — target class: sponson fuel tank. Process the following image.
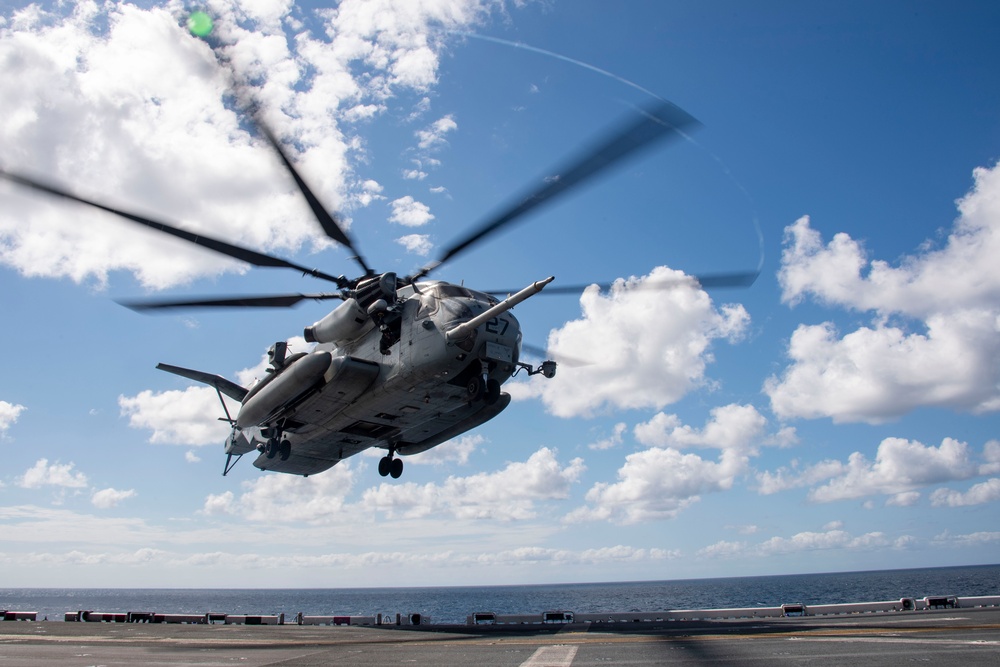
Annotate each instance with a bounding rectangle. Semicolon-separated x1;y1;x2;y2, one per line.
237;351;332;428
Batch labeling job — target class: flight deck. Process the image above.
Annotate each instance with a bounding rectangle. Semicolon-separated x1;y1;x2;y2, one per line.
1;603;998;666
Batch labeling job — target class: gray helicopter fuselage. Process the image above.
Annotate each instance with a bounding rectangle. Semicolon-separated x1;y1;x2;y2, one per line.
226;280;528;477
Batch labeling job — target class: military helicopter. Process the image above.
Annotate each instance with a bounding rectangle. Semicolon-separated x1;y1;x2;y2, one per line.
0;99;756;480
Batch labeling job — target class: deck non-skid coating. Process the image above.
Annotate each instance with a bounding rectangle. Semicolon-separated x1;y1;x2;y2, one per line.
0;608;999;666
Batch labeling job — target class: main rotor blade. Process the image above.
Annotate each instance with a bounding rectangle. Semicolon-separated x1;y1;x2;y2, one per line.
254;121;373;277
485;270;759;296
413;100;700;280
119;293;345;311
0;168;347;286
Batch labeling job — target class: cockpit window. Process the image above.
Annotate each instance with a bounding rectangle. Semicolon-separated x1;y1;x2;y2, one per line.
414;282;498;320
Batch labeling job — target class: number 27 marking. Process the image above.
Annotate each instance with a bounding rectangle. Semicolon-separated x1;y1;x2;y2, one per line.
485;317;509;335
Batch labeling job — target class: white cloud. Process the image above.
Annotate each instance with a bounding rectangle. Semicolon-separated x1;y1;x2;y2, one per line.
633;403;767;452
203;463;359;524
91;487;137;509
570;406;786;524
363;447;585;521
768;162;1000;422
18;459;88;489
405;434;482;466
569;447;748;524
809;437;977;503
415;114;457;149
886;491;921;507
119;387;233;446
0;400;26;438
185;450;202;463
201;490;236;516
697;526;913;560
0;1;496;290
755;459;846;495
353;179;385;207
934;530;1000;547
513;267;749;418
119;337;310;446
388;195;434;226
395;232;433;255
931;478;1000;507
588;423;626;451
981;440;1000;475
765;315;1000;423
757;437;992;503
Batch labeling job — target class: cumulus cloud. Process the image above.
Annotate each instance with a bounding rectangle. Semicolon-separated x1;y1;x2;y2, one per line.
633;404;768;452
353;179;385;207
571;406;791;525
91;487;137;509
980;440;1000;475
119;387;234;446
0;400;26;438
0;1;494;289
697;526;913;560
756;437;995;503
931;479;1000;507
202;463;358;524
363;448;585;521
588;423;627;451
395;232;433;255
18;459;88;489
569;447;748;525
768;162;1000;422
201;447;583;525
415;115;457;149
405;434;482;466
511;267;749;418
388;195;434;226
119;337;310;446
934;530;1000;547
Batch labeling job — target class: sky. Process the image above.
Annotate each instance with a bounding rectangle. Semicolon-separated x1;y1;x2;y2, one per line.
1;0;999;589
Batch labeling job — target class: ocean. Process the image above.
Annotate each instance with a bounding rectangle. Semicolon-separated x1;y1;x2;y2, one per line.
2;564;998;624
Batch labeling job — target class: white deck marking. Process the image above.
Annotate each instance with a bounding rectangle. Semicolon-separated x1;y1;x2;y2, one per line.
519;645;578;667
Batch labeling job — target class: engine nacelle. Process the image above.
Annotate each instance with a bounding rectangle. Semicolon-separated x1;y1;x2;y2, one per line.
304;298;369;345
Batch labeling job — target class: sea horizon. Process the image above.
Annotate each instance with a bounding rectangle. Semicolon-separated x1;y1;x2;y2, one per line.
3;563;998;624
7;561;997;591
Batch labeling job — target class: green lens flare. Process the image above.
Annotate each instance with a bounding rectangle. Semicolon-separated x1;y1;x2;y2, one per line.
188;11;213;37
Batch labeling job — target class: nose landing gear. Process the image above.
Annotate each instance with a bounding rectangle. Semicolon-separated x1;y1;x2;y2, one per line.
467;374;502;406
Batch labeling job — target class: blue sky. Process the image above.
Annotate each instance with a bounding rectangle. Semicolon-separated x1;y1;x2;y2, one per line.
1;0;998;589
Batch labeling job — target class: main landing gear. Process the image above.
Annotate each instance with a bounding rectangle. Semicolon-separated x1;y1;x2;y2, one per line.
378;448;404;479
261;436;291;461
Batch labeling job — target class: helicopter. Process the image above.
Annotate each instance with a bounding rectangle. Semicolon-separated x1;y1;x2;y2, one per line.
0;99;757;480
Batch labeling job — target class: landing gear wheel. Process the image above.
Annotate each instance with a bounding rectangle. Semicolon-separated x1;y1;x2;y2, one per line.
279;439;291;461
467;375;484;401
389;457;404;479
265;438;278;459
485;378;501;405
378;456;391;477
